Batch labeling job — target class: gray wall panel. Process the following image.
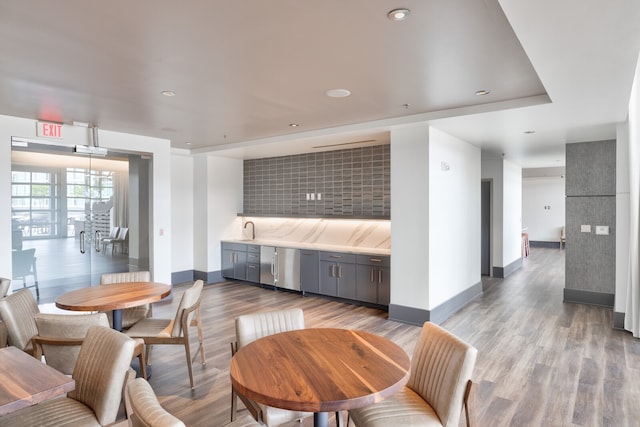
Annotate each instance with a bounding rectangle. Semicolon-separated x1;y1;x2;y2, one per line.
565;140;616;305
566;140;616;196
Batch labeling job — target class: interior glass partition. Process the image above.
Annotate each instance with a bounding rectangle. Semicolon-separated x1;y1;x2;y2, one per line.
10;140;151;304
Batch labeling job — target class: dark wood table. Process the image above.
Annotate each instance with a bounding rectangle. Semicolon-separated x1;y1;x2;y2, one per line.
229;328;410;427
0;346;75;416
55;282;171;331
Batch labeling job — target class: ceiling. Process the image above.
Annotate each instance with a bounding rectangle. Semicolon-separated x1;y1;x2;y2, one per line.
0;1;639;168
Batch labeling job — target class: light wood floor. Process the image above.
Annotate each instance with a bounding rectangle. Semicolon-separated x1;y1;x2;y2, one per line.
146;248;640;426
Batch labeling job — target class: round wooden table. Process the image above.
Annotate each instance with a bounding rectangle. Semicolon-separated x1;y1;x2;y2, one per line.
55;282;171;331
230;328;410;427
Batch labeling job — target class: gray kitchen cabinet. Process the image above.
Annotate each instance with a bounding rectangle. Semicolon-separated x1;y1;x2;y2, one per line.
356;255;390;305
319;252;356;300
300;250;319;294
246;244;261;283
221;242;248;281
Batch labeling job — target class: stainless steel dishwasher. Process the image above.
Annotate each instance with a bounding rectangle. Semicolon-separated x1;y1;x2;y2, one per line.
260;246;300;291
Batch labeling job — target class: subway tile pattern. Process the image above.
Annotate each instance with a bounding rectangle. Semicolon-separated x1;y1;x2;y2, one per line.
243;145;390;217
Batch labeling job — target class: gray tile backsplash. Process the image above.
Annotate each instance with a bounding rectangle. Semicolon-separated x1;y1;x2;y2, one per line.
243;145;390;217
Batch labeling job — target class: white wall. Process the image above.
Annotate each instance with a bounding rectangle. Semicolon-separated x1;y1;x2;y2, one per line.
207;155;243;273
171;152;194;273
503;160;523;267
481;158;504;268
0;115;173;283
390;125;430;310
522;176;565;242
428;127;481;307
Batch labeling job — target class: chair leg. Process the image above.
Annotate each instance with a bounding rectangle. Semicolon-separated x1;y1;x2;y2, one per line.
195;310;206;365
184;337;195;388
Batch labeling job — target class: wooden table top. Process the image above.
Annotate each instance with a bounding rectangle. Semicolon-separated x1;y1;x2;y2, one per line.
229;328;410;413
0;346;75;416
55;282;171;312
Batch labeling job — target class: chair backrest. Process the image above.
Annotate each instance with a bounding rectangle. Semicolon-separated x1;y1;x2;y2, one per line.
101;270;151;285
117;227;129;240
101;271;152;328
12;248;36;277
0;288;39;351
108;226;120;239
69;325;136;426
408;322;477;427
235;307;304;350
0;277;11;297
33;312;110;375
126;378;186;427
170;280;204;338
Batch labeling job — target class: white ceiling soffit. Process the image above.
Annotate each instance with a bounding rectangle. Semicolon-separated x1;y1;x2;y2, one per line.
0;1;638;168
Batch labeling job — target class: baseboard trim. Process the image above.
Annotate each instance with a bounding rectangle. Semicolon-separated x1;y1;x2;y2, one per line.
563;288;614;308
388;304;430;326
613;311;625;330
430;281;482;324
389;281;483;326
171;270;194;285
493;257;523;279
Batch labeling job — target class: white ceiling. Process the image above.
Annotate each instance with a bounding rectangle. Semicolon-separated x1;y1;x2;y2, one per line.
0;0;639;168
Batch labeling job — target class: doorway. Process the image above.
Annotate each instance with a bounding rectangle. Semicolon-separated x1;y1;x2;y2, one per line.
10;139;151;303
481;180;491;276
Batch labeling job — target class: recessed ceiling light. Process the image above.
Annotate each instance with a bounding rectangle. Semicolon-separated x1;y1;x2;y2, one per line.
161;90;176;97
401;103;410;109
289;123;300;127
475;90;490;96
387;8;411;21
524;130;536;134
185;142;192;145
326;89;351;98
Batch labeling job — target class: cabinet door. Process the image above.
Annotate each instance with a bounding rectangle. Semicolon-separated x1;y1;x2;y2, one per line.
356;265;378;303
222;249;235;278
300;250;319;293
247;263;260;282
377;267;390;305
234;251;248;281
319;260;337;296
336;263;357;300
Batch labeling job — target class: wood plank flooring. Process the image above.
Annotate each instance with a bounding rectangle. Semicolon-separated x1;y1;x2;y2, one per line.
145;248;640;426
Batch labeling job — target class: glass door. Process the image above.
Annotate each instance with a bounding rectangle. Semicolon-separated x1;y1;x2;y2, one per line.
11;140;150;303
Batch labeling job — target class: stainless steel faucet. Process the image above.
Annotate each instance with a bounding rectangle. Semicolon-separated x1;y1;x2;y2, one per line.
243;221;255;240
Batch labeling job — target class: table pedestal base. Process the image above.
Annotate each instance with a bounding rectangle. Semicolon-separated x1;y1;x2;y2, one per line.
314;412;328;427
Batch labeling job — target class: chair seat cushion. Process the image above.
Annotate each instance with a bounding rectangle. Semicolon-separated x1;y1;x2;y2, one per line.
0;396;100;427
348;386;442;427
126;318;173;338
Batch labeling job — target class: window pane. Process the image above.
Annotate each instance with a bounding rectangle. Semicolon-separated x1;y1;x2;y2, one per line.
31;184;51;197
12;184;30;197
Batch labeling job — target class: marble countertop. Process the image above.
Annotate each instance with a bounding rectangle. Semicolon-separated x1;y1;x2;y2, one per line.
222;239;391;256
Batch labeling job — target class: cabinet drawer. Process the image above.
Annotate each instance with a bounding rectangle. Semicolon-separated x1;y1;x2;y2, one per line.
319;251;356;263
247;252;260;263
356;254;390;267
221;242;247;252
247;244;261;253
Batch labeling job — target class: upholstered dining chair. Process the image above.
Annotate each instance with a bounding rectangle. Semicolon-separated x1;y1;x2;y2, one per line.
230;308;315;426
11;248;39;298
0;277;11;298
0;325;137;427
348;321;478;427
101;271;153;330
126;280;206;389
0;288;39;355
33;312;148;379
101;226;120;253
125;378;185;427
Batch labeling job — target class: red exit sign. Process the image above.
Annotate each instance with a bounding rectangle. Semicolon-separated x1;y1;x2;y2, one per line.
36;121;63;139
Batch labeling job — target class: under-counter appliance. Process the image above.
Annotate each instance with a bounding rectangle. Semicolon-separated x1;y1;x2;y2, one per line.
260;246;300;291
